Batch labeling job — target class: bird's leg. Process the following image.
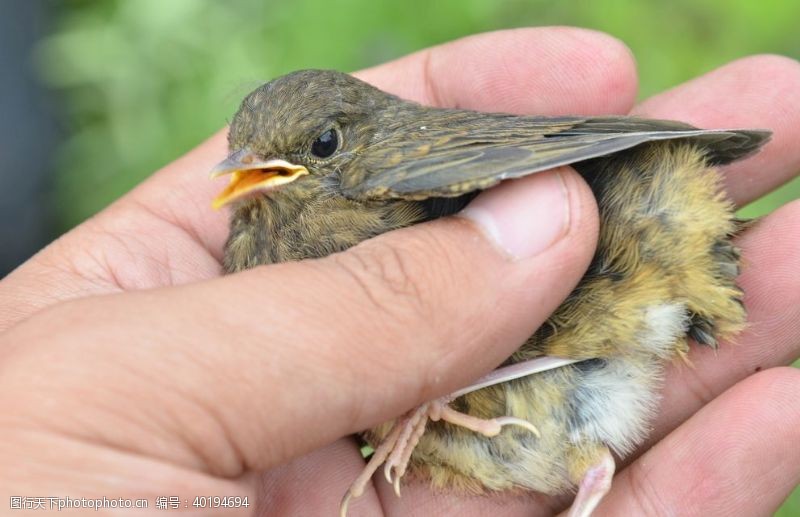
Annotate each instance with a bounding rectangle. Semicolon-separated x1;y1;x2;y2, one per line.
431;402;541;438
567;448;615;517
340;356;581;516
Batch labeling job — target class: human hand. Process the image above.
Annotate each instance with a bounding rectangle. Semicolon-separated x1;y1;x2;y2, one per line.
1;27;799;516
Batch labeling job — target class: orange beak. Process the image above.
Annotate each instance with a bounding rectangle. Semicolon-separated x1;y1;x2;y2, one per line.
210;149;309;209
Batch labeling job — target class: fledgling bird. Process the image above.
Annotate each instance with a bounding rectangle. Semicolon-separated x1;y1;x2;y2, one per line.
210;69;770;516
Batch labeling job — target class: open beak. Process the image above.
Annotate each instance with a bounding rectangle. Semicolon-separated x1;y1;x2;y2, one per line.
210;149;309;209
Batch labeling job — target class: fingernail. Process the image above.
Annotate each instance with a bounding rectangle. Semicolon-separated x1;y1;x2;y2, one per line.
459;170;570;260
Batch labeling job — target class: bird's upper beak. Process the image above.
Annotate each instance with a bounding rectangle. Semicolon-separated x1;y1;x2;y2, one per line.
210;149;309;209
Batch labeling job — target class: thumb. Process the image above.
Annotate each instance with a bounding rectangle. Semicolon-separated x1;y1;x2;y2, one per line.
0;167;598;477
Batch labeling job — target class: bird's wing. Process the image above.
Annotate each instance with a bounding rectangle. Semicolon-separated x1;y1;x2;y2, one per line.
341;115;770;200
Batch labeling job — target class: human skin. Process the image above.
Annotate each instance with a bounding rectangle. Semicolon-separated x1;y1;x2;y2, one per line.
1;27;799;516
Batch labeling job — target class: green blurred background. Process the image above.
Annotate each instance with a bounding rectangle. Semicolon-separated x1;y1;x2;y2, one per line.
9;0;800;512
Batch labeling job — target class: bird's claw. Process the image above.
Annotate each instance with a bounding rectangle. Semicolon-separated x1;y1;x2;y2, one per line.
492;416;541;437
339;398;540;516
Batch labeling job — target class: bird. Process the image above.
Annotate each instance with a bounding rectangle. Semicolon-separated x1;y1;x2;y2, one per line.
209;69;770;516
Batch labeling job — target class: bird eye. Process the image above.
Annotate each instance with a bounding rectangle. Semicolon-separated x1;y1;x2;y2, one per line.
311;128;339;158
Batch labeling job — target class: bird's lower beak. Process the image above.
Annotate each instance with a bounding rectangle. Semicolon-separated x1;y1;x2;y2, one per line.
210;150;309;209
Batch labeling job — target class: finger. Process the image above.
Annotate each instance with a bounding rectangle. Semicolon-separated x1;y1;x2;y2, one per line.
356;27;637;115
647;199;800;445
598;367;800;516
0;169;599;476
0;132;232;333
0;27;637;332
634;55;800;206
256;440;379;516
0;421;252;512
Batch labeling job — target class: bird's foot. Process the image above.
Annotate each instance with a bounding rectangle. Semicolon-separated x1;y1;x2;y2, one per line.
340;356;581;516
339;397;540;516
568;448;615;517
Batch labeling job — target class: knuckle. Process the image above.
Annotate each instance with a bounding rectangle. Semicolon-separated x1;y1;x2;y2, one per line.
333;239;437;330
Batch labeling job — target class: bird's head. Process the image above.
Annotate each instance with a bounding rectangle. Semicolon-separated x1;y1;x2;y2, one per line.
210;69;397;209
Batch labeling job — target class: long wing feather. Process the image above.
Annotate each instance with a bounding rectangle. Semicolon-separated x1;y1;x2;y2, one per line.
342;111;770;200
